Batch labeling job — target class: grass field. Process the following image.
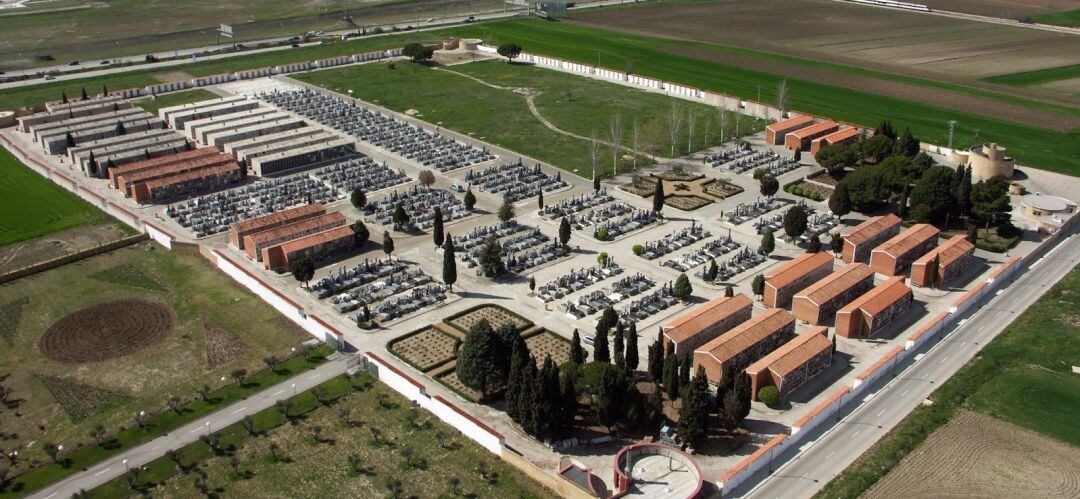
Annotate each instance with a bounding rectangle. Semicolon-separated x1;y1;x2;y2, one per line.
88;374;551;498
0;148;116;247
442;19;1080;177
294;58;762;178
984;63;1080;88
0;244;310;474
133;88;219;116
816;263;1080;497
1030;9;1080;27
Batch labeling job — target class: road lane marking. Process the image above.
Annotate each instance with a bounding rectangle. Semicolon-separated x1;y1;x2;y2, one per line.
940;355;950;364
876;409;886;417
94;468;110;476
189;427;202;434
45;493;57;498
233;406;247;414
850;430;861;439
825;451;835;461
900;389;910;398
272;390;285;396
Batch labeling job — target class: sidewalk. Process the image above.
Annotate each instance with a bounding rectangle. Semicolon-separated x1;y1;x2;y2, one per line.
28;356;351;499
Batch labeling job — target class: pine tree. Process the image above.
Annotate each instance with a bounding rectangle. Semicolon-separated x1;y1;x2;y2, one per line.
463;188;476;210
570;329;586;364
724;286;734;298
625;323;639;372
783;204;809;238
807;235;822;253
442;235;457;291
432;207;444;247
479;237;506;278
829;182;852;218
350;188;366;210
613;322;625;369
662;350;680;399
652;179;665;212
498;197;515;223
898;184;912;218
752;274;765;298
352;220;369;245
558;217;571;247
678;367;711;448
830;233;843;254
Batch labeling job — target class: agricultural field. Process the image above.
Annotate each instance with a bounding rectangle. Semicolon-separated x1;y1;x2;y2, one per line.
920;0;1079;18
1030;8;1080;27
294;58;761;178
817;264;1080;497
442;18;1080;177
134;88;219;116
0;244;310;468
0;0;507;70
985;64;1080;95
88;374;551;498
0;148;122;248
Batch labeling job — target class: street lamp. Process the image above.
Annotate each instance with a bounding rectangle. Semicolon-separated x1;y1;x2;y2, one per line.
122;458;129;471
205;420;211;436
291;383;297;396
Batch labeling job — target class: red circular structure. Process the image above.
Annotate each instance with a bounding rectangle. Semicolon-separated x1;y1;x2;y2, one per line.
613;442;704;498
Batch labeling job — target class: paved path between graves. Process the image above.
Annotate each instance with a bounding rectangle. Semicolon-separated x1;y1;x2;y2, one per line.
435;66;657;160
736;230;1080;499
27;356;352;499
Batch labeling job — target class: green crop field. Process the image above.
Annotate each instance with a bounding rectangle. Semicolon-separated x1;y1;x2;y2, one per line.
0;148;113;247
1030;9;1080;27
295;58;763;179
984;63;1080;88
438;19;1080;177
817;263;1080;497
134;88;218;116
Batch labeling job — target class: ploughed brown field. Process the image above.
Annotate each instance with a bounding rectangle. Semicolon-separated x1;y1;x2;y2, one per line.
865;410;1080;499
568;0;1080;105
919;0;1079;18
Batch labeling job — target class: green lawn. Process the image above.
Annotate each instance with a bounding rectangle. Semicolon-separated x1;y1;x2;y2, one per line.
1029;9;1080;27
0;147;113;247
816;264;1080;498
984;63;1080;88
89;373;551;498
0;245;315;495
294;59;762;179
134;88;218;116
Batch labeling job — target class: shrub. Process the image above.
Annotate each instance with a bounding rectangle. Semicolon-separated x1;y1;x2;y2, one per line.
632;244;644;256
595;228;610;241
758;386;780;407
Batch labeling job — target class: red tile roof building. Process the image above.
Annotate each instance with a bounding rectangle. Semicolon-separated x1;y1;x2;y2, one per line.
810;127;861;155
793;263;876;325
693;308;796;386
842;215;901;264
785;121;839;151
244;212;348;262
870;224;940;276
262;225;356;270
745;326;833;400
662;294;753;358
910;235;976;288
765;115;815;145
130;163;242;204
763;252;834;309
106;147;216;188
229;204;326;250
118;153;235;197
834;276;912;338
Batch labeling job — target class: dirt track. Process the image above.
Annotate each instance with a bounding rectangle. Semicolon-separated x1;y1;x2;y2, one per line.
661;45;1080;131
865;410;1080;499
920;0;1079;18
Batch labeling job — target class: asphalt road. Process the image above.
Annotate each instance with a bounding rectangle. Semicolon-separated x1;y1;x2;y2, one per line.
27;356;351;499
735;229;1080;499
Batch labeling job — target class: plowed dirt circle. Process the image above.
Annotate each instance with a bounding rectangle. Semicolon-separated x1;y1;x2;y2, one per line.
39;299;176;363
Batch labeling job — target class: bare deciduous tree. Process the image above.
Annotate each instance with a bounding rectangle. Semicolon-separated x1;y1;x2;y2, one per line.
735;113;742;141
666;102;682;157
632;118;640;169
609;114;622;176
719;108;729;144
776;79;789;117
686;109;696;153
589;132;601;181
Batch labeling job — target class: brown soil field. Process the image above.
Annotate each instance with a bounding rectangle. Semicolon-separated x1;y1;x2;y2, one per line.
920;0;1079;18
662;45;1080;131
569;0;1080;80
38;298;176;363
0;223;130;273
865;410;1080;499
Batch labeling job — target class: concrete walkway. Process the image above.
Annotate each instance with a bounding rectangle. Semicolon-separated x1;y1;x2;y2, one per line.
27;356;352;499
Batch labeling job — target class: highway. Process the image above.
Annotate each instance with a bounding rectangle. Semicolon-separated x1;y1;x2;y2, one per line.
735;229;1080;499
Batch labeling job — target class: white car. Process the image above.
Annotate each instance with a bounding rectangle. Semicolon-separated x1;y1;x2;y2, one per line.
584;335;595;345
450;183;465;193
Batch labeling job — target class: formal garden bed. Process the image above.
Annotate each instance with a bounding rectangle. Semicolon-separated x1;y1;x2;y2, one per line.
702;178;744;199
523;330;572;366
445;304;533;334
388;327;460;372
784;179;831;202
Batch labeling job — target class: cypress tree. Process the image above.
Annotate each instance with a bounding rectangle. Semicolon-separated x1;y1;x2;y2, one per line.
662;350;680;399
570;329;586;364
61;91;68;104
506;337;529;422
625;323;639;372
463;188;476;210
558;217;571;247
830;233;843;254
613;322;625;369
560;372;577;423
532;358;555;438
593;172;601;192
652;179;665;212
704;258;718;281
735;371;752;423
673;273;693;301
678;366;711;448
648;337;665;382
679;354;692;396
80;86;88;100
537;189;544;209
498;197;515;223
432;207;444;247
519;358;538;434
65;131;75;148
752;274;766;298
593;319;610;364
807;235;822;253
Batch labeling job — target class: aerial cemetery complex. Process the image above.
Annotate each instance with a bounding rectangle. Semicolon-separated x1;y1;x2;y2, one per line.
1;2;1078;497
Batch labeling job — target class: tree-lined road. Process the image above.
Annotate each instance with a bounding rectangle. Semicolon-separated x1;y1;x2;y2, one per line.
735;230;1080;498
